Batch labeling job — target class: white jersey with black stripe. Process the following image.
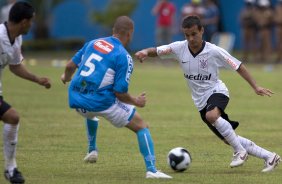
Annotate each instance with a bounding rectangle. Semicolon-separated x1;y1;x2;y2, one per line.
0;23;23;96
157;40;242;111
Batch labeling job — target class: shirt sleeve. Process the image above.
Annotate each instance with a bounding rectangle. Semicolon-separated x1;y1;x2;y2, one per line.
8;36;23;65
213;45;242;71
113;53;133;93
72;42;89;66
156;42;180;60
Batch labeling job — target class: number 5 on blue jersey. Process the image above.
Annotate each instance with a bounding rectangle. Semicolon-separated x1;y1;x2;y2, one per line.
80;53;103;77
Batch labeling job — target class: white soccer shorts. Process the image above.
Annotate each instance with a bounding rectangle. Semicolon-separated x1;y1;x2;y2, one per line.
76;99;136;128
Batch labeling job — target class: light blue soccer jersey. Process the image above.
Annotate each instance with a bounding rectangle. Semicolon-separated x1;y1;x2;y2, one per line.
68;36;134;111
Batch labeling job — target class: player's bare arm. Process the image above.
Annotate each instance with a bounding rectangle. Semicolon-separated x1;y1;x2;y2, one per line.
115;92;146;107
61;60;77;84
9;63;51;89
237;64;273;97
135;47;157;62
152;1;162;15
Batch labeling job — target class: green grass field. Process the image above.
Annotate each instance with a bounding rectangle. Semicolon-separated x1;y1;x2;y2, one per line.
0;53;281;184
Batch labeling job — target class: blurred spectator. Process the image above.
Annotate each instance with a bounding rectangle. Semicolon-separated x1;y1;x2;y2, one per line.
202;0;219;42
254;0;274;63
274;0;282;63
181;0;205;19
239;0;257;62
152;0;176;46
0;0;16;23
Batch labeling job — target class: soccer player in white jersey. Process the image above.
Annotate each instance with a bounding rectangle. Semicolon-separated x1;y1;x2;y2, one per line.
0;2;51;183
135;15;280;172
61;16;171;179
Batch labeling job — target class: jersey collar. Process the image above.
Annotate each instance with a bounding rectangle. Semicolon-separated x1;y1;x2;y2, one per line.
188;41;206;58
4;22;15;45
111;36;122;44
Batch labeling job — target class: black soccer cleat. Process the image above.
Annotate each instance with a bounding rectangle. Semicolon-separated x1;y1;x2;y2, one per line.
4;168;25;184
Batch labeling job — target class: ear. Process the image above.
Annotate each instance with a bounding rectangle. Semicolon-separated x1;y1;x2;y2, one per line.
201;26;204;34
127;31;131;38
127;29;133;39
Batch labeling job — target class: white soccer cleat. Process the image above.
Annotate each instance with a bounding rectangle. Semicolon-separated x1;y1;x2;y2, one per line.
146;170;172;179
230;150;248;168
84;150;98;163
262;153;281;173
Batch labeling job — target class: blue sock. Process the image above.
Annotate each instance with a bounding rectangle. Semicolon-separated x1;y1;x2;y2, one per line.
137;128;157;173
85;118;98;153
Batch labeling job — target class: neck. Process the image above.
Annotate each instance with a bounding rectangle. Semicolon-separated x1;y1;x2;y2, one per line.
112;34;127;46
189;41;203;54
6;22;21;41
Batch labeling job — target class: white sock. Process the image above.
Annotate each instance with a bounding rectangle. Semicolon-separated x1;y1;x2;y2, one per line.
214;117;245;152
3;123;19;173
238;135;273;160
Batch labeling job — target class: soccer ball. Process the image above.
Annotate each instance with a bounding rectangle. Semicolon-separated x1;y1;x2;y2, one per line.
167;147;192;172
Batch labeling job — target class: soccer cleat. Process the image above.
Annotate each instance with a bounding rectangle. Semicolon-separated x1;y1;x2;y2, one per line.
262;153;281;173
84;150;98;163
146;170;172;179
4;168;25;184
230;150;248;168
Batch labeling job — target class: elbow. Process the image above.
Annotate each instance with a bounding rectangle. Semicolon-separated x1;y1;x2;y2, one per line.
65;61;77;72
114;91;129;102
114;92;123;99
236;63;244;72
9;65;19;75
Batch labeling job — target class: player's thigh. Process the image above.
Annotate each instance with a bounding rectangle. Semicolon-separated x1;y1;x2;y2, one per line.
76;100;136;128
76;108;97;120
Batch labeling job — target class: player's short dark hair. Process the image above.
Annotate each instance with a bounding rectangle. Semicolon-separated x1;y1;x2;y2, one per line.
182;15;203;30
113;16;134;36
9;1;35;23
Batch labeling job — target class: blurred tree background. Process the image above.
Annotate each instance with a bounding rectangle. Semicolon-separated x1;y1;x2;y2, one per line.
26;0;65;39
21;0;137;50
25;0;137;39
92;0;138;34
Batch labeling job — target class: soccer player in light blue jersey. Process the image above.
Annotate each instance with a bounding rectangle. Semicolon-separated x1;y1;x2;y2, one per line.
61;16;171;179
83;117;99;163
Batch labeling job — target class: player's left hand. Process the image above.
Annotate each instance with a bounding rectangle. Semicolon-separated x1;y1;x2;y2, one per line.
38;77;51;89
255;86;273;97
135;92;146;107
135;50;148;63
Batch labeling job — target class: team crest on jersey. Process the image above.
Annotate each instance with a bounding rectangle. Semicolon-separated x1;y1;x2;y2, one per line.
94;40;114;54
199;59;208;69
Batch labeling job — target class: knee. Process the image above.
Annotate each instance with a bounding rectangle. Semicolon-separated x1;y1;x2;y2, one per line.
2;109;20;125
138;120;149;130
144;123;149;129
8;114;20;125
126;114;149;132
205;111;220;124
130;121;149;133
